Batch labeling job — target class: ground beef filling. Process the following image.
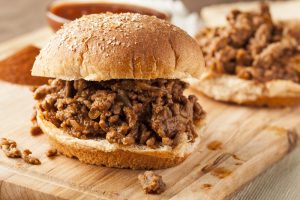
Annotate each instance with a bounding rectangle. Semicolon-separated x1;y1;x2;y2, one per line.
34;79;205;148
196;3;300;83
138;171;166;194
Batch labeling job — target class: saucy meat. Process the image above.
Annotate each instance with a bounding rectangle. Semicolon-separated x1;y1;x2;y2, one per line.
0;138;22;158
22;149;41;165
0;138;41;165
31;109;43;136
34;79;205;148
138;171;166;194
196;3;300;83
46;148;58;158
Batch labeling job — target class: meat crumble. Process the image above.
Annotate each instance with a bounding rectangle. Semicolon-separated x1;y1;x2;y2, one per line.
196;3;300;83
138;171;166;194
0;138;22;158
31;109;43;136
46;148;58;158
0;138;41;165
34;79;205;148
22;149;41;165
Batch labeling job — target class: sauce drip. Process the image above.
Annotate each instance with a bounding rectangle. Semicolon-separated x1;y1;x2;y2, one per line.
201;183;212;190
211;167;232;179
207;140;223;150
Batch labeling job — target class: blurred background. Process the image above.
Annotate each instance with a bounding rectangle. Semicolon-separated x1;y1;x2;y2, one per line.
0;0;51;42
0;0;289;42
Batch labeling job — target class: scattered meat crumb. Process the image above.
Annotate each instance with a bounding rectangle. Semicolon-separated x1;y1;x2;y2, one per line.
23;149;32;155
46;149;58;158
22;149;41;165
201;183;212;190
0;138;41;165
232;154;242;161
0;138;22;158
138;171;166;194
211;167;232;179
30;125;43;136
31;108;37;122
207;140;223;150
30;109;43;136
30;86;38;92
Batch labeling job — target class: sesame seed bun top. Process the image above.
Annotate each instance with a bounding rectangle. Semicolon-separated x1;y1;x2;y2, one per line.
32;13;205;81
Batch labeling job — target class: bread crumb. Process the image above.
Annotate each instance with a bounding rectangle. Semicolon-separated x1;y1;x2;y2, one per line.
1;138;41;165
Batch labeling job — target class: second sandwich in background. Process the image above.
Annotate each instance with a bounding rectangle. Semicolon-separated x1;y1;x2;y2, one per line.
194;3;300;107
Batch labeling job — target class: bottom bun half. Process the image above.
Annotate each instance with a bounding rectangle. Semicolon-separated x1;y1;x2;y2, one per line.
192;72;300;107
37;109;205;169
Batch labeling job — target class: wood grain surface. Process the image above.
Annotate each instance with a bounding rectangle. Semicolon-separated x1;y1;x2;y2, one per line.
0;0;51;43
0;28;299;200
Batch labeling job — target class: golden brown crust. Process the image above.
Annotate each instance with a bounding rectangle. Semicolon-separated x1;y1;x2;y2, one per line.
192;72;300;107
32;13;205;81
48;137;186;169
236;97;300;107
36;108;205;169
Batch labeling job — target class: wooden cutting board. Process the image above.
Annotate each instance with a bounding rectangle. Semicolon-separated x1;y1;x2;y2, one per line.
0;27;299;200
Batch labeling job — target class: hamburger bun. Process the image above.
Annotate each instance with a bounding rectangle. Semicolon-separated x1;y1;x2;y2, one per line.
193;20;300;107
193;71;300;107
32;13;205;81
37;107;205;169
193;2;300;107
33;13;207;169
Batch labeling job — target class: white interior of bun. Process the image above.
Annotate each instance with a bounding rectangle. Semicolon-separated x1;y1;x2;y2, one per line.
197;72;300;103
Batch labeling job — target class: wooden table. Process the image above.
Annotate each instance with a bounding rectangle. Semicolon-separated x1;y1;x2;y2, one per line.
0;1;299;200
0;0;51;43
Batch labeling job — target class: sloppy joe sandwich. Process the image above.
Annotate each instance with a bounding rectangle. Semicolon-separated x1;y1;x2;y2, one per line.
194;3;300;107
32;13;206;169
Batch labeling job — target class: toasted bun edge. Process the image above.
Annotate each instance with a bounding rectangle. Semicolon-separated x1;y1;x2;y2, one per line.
192;72;300;107
37;108;205;169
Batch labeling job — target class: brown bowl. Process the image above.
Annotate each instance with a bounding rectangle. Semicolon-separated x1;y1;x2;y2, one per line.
47;0;170;31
